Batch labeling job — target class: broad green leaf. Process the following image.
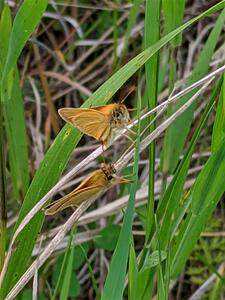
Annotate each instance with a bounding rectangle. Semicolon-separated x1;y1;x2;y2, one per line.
21;289;32;299
141;251;167;270
73;243;90;270
94;224;121;251
171;138;225;277
1;2;225;298
212;74;225;151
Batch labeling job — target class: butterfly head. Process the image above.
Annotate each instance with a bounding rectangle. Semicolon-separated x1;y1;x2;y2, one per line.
101;163;131;185
112;104;130;127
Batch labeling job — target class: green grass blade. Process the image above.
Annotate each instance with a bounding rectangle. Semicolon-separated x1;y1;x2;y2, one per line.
128;241;138;300
3;0;48;79
0;4;11;272
0;1;4;14
59;228;76;300
4;69;29;199
51;226;76;300
162;0;185;47
0;5;11;72
144;0;161;243
0;5;29;200
171;137;225;277
160;0;185;179
162;7;225;173
80;245;100;300
59;247;74;300
212;73;225;152
1;2;224;297
155;215;166;300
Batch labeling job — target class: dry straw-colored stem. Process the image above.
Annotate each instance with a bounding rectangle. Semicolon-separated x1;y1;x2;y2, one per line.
3;77;214;299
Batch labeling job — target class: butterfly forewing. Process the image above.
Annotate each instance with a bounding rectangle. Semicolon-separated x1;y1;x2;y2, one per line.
59;108;109;141
44;186;104;215
44;169;109;215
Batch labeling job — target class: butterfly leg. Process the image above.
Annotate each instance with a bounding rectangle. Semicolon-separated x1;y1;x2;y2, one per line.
71;205;79;212
101;142;107;164
122;133;135;144
125;127;136;136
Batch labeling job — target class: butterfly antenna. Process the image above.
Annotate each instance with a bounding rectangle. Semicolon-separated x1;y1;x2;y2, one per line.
101;143;107;164
127;107;138;111
120;85;136;104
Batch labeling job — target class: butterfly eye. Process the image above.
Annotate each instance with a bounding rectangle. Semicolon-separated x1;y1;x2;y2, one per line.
108;175;113;180
113;111;119;118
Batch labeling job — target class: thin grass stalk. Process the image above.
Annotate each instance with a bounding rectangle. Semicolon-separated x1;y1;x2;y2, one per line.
80;245;101;300
160;0;185;194
0;102;6;272
51;226;76;300
144;0;161;256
